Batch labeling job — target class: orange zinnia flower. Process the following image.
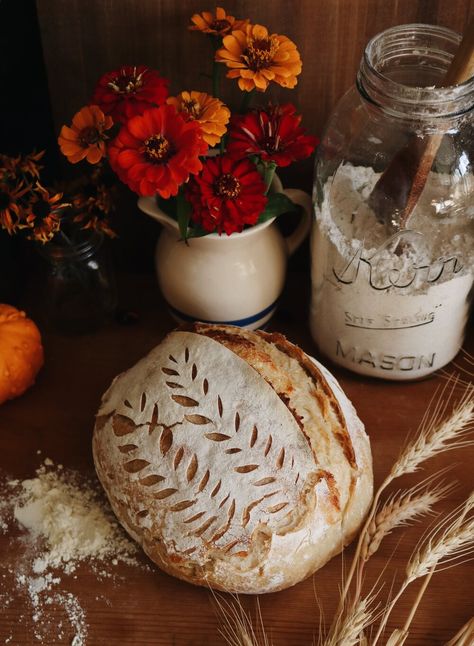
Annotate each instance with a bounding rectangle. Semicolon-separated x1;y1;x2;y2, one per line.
216;24;302;92
167;91;230;147
189;7;248;37
58;105;113;164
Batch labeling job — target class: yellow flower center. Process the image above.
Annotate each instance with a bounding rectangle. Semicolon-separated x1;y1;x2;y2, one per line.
215;174;241;199
244;36;278;71
108;69;144;95
144;135;171;163
183;98;201;120
79;126;101;147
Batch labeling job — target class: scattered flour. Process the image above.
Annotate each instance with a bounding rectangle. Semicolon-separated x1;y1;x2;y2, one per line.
13;460;138;574
0;459;143;645
311;164;474;379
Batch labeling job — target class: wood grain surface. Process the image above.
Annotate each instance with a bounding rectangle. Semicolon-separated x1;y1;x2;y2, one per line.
36;0;474;139
0;269;473;645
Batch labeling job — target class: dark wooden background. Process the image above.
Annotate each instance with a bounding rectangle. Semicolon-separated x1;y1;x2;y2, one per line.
36;0;474;143
3;0;474;287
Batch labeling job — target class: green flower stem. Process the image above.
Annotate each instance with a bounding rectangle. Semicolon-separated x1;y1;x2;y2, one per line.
239;89;256;114
176;188;191;244
263;161;277;194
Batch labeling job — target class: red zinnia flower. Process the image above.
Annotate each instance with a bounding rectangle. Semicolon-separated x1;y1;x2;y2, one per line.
108;104;208;198
227;103;318;167
186;155;267;235
92;65;169;123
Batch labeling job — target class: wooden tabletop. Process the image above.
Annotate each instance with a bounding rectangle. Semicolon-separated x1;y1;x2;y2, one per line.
1;268;473;646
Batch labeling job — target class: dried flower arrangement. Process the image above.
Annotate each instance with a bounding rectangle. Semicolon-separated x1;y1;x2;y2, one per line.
57;7;317;240
0;150;116;244
213;375;474;646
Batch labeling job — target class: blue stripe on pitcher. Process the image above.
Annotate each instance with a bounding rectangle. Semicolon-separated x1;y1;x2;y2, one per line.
167;299;279;327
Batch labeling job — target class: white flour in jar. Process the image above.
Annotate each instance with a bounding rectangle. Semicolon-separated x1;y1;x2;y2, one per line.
310;164;474;379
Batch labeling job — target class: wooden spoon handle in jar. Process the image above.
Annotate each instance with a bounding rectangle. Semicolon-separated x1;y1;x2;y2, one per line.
369;17;474;231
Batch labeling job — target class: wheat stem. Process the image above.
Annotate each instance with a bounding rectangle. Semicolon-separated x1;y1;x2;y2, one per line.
401;564;435;634
349;478;451;627
371;582;409;646
445;617;474;646
212;592;263;646
373;492;474;645
338;377;473;620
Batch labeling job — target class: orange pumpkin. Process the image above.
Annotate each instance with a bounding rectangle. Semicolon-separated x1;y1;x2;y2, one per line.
0;304;44;405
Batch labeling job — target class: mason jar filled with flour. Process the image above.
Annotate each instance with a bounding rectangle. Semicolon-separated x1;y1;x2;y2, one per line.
311;24;474;380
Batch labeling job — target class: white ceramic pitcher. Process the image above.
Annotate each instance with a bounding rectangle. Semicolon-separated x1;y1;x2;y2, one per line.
138;179;311;329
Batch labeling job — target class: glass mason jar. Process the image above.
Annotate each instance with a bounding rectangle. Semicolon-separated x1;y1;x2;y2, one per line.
38;229;117;334
311;24;474;380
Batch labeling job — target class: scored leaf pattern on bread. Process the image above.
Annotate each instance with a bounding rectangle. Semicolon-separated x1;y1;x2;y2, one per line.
101;337;317;558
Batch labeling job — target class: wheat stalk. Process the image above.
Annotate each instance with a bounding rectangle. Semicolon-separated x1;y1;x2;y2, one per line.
339;376;474;614
389;377;474;481
445;617;474;646
322;594;376;646
360;478;454;562
406;492;474;583
213;592;268;646
384;628;409;646
372;492;474;645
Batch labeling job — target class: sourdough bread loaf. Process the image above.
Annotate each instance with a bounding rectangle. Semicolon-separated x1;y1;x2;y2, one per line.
93;324;373;593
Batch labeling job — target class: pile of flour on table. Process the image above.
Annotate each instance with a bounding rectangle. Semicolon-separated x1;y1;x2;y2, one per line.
0;457;141;645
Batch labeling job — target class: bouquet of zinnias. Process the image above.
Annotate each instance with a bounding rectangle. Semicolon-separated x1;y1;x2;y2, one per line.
58;7;317;239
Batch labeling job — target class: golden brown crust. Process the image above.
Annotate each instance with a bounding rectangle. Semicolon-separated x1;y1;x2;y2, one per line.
193;324;357;469
257;330;357;468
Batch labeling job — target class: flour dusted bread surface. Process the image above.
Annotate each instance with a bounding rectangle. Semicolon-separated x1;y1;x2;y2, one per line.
93;324;373;593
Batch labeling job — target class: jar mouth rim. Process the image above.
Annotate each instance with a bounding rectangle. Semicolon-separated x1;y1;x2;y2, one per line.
363;23;474;106
37;229;103;259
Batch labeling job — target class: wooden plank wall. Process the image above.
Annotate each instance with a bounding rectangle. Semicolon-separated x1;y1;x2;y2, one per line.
37;0;474;140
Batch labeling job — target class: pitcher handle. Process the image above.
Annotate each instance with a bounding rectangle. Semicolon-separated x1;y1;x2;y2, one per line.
137;196;177;231
279;188;312;257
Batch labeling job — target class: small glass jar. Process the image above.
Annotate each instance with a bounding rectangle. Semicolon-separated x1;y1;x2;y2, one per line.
311;24;474;380
38;229;117;334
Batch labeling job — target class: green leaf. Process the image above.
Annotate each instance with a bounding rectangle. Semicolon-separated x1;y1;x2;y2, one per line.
257;193;300;224
263;161;277;194
184;222;210;239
